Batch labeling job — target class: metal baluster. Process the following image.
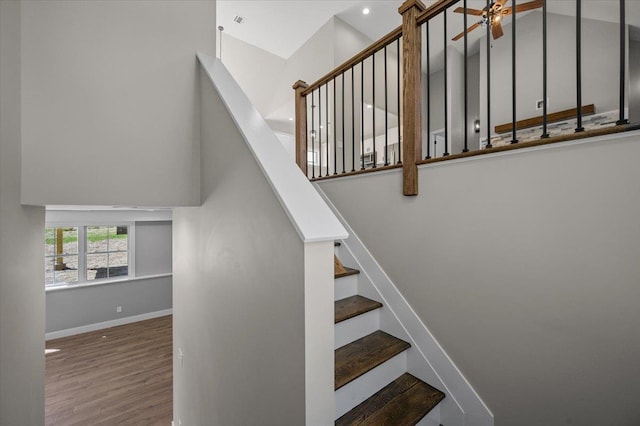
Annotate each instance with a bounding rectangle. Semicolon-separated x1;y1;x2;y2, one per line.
334;79;337;174
384;45;389;165
511;0;519;142
372;53;377;168
575;0;584;132
311;91;315;178
341;73;345;173
351;67;355;172
426;22;432;159
463;0;469;152
361;60;365;170
443;8;450;156
617;0;629;125
397;37;402;164
319;86;323;175
325;83;329;176
485;0;493;148
541;0;549;138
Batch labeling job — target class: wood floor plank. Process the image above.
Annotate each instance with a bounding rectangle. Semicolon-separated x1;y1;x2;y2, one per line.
335;331;410;390
335;266;360;279
46;315;172;426
336;373;445;426
335;295;383;323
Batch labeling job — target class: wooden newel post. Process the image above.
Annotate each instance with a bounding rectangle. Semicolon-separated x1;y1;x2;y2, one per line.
399;0;425;196
293;80;309;175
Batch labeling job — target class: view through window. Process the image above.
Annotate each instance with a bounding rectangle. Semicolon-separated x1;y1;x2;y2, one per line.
45;225;130;286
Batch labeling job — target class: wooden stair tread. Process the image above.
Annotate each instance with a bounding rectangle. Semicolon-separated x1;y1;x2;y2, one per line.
335;296;382;324
335;331;410;390
335;373;445;426
335;266;360;279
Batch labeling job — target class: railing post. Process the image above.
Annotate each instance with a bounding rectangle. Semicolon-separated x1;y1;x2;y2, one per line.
399;0;425;196
293;80;309;175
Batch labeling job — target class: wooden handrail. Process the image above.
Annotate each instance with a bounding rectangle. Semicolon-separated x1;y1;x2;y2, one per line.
416;0;462;26
301;26;402;96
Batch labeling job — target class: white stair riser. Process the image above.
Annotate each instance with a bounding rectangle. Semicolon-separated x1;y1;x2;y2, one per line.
335;351;407;419
334;275;358;300
416;404;440;426
334;309;380;349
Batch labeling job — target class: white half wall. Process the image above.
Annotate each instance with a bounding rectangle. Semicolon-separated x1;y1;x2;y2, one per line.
318;131;640;425
0;2;46;424
20;0;216;207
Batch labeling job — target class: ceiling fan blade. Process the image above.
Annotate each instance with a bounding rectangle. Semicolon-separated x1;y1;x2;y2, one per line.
453;6;485;16
452;21;482;41
492;21;504;39
514;0;543;13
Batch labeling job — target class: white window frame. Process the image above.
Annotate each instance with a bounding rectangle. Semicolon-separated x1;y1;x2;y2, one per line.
45;222;135;287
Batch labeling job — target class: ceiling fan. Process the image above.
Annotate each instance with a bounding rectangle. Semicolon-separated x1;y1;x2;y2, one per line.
452;0;543;41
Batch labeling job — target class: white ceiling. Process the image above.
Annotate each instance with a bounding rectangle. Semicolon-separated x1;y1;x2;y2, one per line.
218;1;640;60
216;1;427;59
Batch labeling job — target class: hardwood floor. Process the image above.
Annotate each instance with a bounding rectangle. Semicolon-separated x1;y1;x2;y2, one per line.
46;316;173;426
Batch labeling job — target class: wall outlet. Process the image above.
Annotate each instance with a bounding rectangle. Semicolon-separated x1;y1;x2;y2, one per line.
116;306;122;313
536;98;550;110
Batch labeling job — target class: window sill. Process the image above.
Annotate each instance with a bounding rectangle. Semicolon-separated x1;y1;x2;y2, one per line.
45;273;172;293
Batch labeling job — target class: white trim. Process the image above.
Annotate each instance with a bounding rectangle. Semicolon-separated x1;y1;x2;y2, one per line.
316;186;494;426
197;53;347;243
45;273;172;293
421;128;640;170
45;308;173;340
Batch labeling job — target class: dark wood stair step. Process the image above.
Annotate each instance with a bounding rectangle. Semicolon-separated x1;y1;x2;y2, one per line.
335;296;382;324
335;266;360;279
335;331;410;390
335;373;445;426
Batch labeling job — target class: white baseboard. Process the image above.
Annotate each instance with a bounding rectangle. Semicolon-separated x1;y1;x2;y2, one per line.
46;308;173;340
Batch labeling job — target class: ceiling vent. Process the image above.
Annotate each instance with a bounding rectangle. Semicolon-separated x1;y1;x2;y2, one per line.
233;15;245;24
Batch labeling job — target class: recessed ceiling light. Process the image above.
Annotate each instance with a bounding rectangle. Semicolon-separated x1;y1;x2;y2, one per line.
289;117;293;121
362;7;370;15
366;104;372;109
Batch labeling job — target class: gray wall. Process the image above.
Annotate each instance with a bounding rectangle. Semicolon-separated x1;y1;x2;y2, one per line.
481;11;621;133
135;221;173;276
318;132;640;426
46;275;172;333
467;53;480;150
0;1;46;423
172;68;306;426
20;0;215;207
423;51;480;155
46;220;173;333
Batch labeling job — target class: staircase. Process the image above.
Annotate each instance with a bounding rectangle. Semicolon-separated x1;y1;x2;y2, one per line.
333;245;445;425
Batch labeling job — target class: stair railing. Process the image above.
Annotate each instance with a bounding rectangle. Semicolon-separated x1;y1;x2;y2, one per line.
294;0;635;196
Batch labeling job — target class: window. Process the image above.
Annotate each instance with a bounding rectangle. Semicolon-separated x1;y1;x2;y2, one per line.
45;224;132;286
45;227;79;285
